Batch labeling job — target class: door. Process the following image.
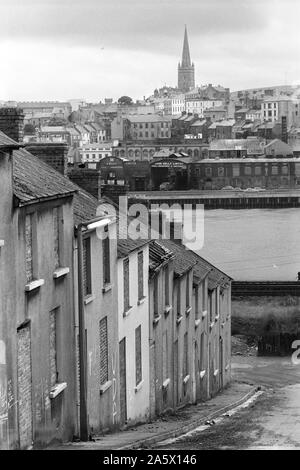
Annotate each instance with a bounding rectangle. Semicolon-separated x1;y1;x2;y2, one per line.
17;324;33;449
173;340;178;407
219;336;224;390
119;338;127;425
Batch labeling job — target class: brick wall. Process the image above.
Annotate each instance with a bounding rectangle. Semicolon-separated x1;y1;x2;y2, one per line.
101;184;129;204
25;214;33;283
26;143;68;176
0;107;24;142
17;324;32;449
49;309;57;387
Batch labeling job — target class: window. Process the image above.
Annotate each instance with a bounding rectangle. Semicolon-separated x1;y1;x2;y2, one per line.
164;266;169;306
177;282;181;317
195;285;199;318
123;258;130;312
209;292;213;322
102;226;110;285
200;332;205;371
282;164;289;175
135;325;142;385
202;281;206;311
25;214;33;282
153;275;159;317
183;332;188;377
49;308;59;387
186;272;190;308
215;290;219;316
218;166;224;177
272;164;278;175
53;207;60;269
83;237;91;296
163;331;168;380
244;166;251;176
138;251;144;300
232;164;240;177
205;167;212;177
99;317;108;385
255;166;261;176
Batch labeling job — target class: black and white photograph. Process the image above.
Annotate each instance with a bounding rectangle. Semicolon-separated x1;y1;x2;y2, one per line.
0;0;300;456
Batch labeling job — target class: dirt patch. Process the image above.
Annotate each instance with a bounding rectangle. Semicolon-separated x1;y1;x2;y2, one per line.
231;335;257;356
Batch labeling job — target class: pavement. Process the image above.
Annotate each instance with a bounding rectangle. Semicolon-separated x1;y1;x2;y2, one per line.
49;381;257;450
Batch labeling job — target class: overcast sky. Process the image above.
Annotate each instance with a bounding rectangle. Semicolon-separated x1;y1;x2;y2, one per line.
1;0;300;102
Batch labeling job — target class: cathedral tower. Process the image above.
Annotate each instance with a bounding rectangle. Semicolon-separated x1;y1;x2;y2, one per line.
178;26;195;92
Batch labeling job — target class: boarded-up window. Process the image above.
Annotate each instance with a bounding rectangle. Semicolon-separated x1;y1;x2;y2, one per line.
83;237;91;296
200;332;205;370
17;324;32;449
186;272;190;307
49;308;58;387
153;275;159;317
177;282;181;317
102;227;110;285
195;285;199;318
202;281;206;311
209;292;213;322
138;251;144;300
99;317;108;385
25;214;33;283
163;331;168;380
123;258;130;312
164;266;169;306
215;290;219;316
183;332;188;377
53;207;60;269
135;325;142;386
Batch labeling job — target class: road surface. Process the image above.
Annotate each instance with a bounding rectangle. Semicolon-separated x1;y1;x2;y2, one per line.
157;356;300;450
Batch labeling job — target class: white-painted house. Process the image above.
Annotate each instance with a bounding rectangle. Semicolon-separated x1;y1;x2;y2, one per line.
117;234;150;426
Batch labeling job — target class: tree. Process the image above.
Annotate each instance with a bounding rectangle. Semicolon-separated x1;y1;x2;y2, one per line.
118;96;133;106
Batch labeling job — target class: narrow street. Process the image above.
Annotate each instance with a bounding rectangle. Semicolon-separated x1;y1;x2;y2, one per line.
157;356;300;450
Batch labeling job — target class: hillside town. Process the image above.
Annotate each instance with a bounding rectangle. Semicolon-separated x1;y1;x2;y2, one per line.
1;13;300;452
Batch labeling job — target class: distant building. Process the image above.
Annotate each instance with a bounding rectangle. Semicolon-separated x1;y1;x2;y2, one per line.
203;106;227;122
261;97;300;127
127;115;172;140
80;143;113;163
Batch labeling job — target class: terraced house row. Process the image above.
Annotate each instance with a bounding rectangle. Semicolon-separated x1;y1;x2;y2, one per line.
0;108;232;449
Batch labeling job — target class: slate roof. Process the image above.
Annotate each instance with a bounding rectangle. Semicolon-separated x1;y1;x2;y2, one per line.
157;239;231;288
73;189;99;225
0;130;21;149
13;148;77;206
149;240;174;277
157;239;197;277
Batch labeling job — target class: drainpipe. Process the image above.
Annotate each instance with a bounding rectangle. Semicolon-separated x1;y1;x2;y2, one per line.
77;224;89;441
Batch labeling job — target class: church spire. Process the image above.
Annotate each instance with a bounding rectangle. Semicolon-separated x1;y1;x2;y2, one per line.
181;25;192;68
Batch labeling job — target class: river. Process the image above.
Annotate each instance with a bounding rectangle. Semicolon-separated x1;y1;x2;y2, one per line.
195;208;300;281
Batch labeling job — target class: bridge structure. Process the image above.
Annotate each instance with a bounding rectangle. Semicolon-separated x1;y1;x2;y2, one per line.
127;189;300;209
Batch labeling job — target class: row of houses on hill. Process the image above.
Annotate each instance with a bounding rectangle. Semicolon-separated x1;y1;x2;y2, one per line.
0;107;232;449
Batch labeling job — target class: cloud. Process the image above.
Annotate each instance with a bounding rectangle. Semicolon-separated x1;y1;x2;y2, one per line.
0;0;268;54
1;0;300;100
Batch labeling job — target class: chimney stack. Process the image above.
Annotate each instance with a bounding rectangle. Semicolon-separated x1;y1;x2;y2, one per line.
0;107;24;142
68;164;102;200
25;142;68;176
